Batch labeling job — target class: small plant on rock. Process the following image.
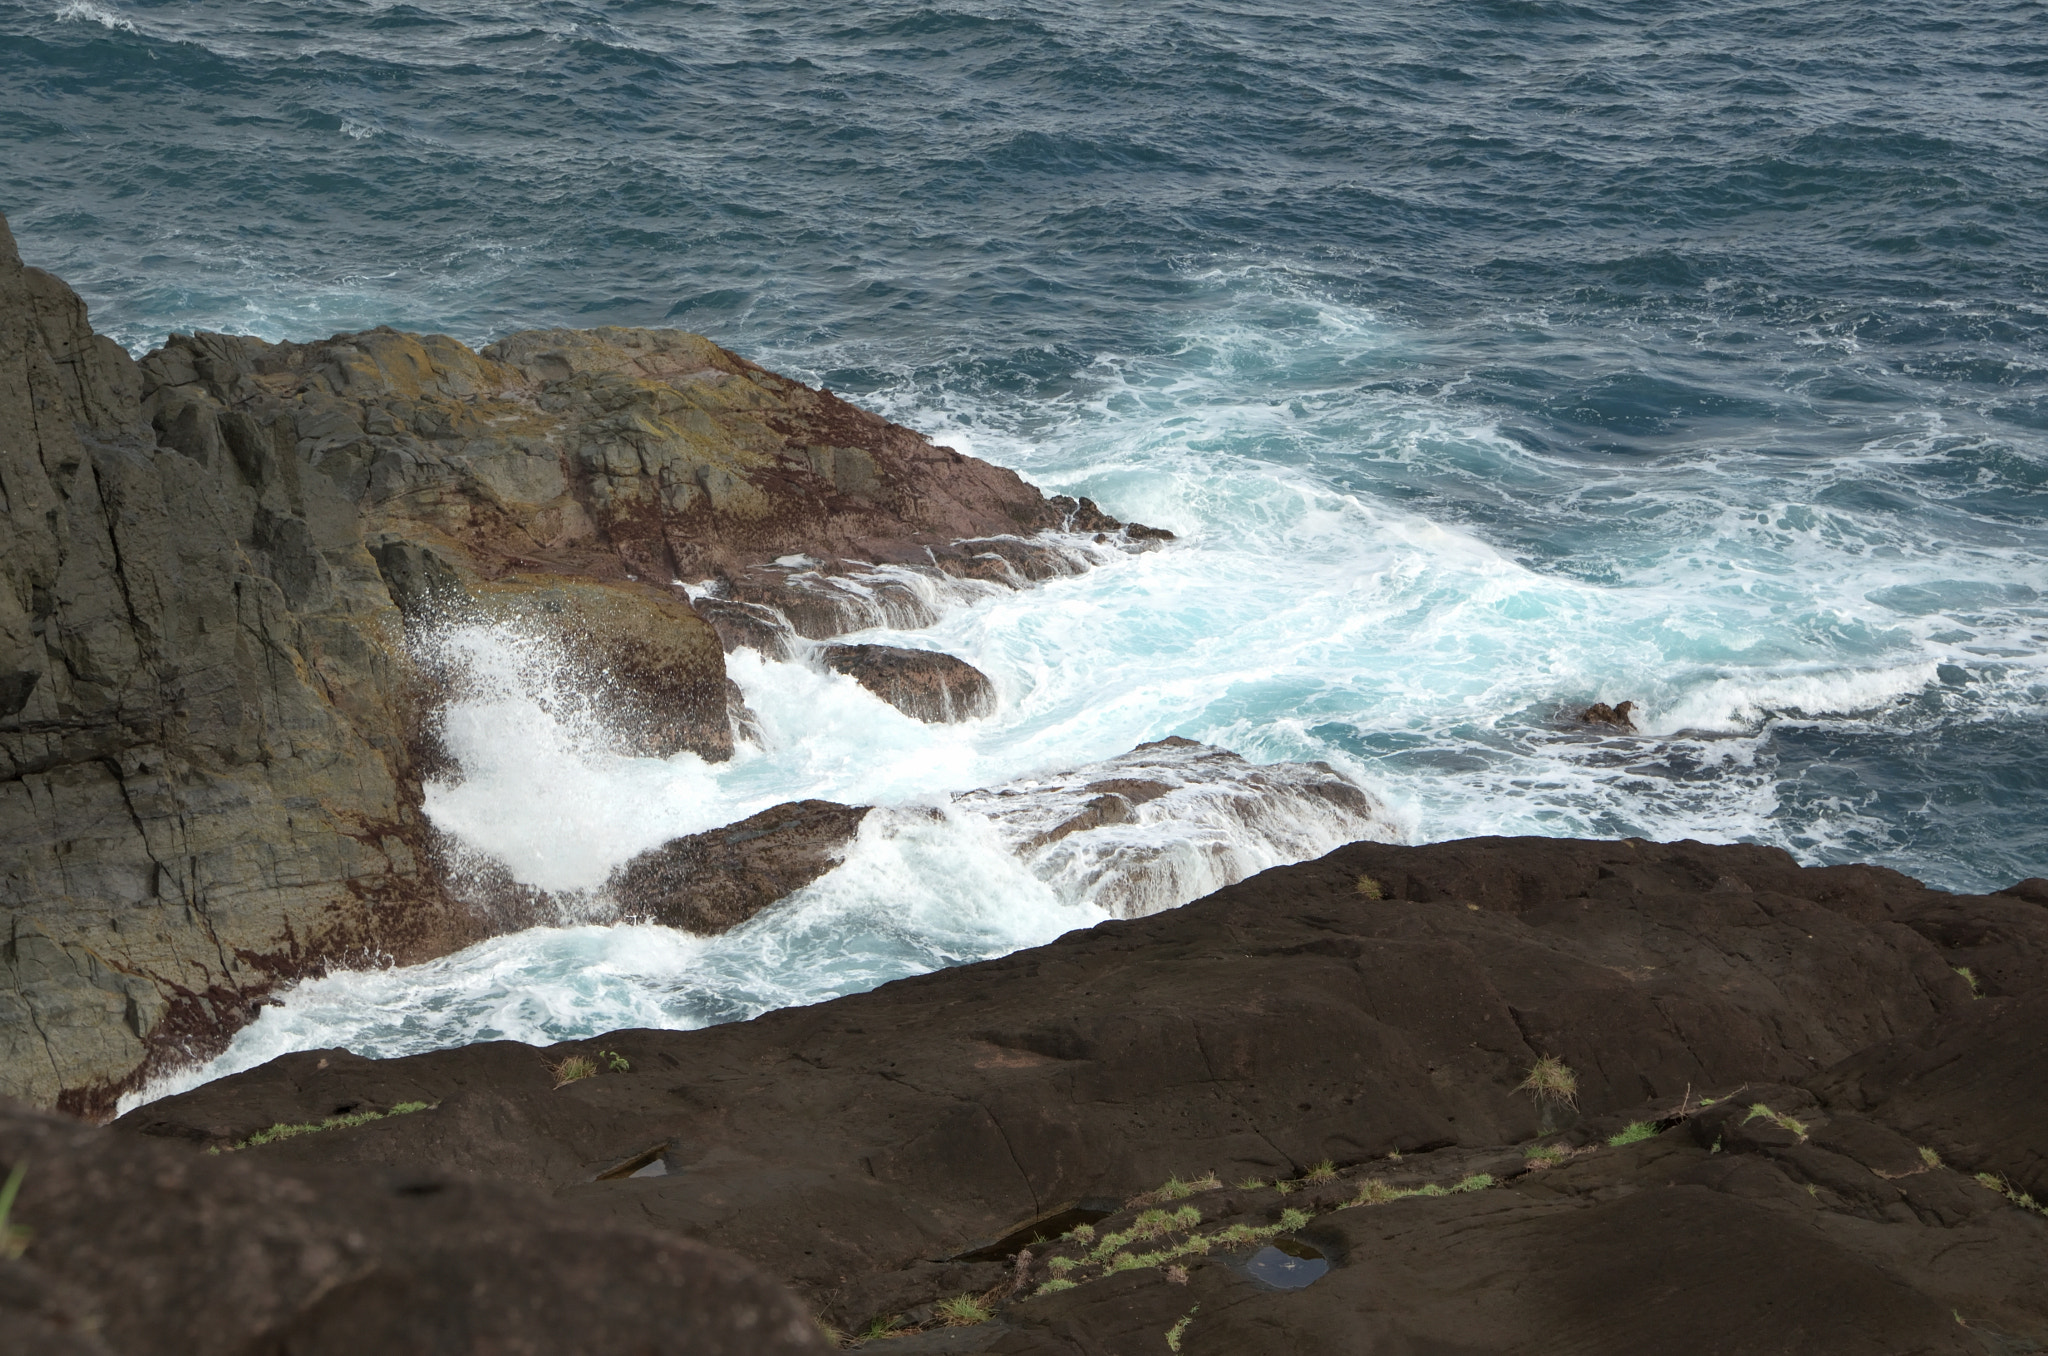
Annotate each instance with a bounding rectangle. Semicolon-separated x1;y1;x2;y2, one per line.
1069;1223;1096;1245
1033;1277;1077;1296
1607;1121;1658;1147
1305;1159;1337;1183
1354;874;1386;899
1047;1255;1078;1276
601;1050;631;1072
551;1055;599;1087
1744;1103;1809;1140
1518;1055;1579;1109
1354;1177;1401;1205
1524;1143;1572;1169
1919;1146;1944;1170
936;1294;990;1327
1954;966;1983;998
1165;1305;1199;1353
1279;1206;1312;1230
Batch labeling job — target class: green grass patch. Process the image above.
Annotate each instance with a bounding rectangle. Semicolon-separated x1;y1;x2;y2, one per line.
1165;1305;1200;1353
226;1101;432;1151
1744;1103;1809;1140
935;1294;990;1327
1607;1121;1659;1147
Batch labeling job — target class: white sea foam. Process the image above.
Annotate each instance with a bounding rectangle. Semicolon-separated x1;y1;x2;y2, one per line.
119;262;2048;1108
54;1;135;31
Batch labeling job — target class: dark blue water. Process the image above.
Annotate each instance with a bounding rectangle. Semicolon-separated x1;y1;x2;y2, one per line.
7;0;2047;901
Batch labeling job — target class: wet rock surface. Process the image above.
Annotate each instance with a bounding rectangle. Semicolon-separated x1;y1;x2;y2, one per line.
819;644;998;723
111;836;2048;1353
1;218;1158;1112
607;800;873;934
957;736;1395;916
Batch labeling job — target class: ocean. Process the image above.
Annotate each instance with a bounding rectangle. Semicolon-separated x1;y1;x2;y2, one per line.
3;0;2044;1101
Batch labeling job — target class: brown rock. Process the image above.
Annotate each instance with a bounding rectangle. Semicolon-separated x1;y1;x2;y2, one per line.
607;801;873;933
819;644;998;723
119;837;2048;1350
1579;699;1637;729
0;1100;827;1355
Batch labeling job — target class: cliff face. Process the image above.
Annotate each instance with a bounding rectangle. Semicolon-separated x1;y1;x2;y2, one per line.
0;214;1157;1114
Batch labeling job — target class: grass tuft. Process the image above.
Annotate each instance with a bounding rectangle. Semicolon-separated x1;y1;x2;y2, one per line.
1278;1206;1312;1230
1452;1173;1495;1192
1744;1103;1809;1140
1069;1223;1096;1245
1047;1255;1078;1276
1607;1121;1658;1147
1954;966;1983;998
1354;874;1385;899
1034;1277;1077;1296
1919;1146;1944;1170
1524;1143;1572;1168
550;1054;599;1087
935;1294;990;1327
1304;1159;1337;1184
0;1162;29;1259
1165;1305;1200;1353
600;1049;631;1072
1518;1055;1579;1109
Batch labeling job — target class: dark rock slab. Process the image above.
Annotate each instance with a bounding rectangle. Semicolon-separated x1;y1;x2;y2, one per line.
122;835;2048;1334
1810;989;2048;1202
607;800;873;933
820;644;997;722
0;1100;826;1355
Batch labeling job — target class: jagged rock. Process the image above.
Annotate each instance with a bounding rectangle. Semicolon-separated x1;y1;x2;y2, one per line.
0;1099;827;1355
956;736;1394;916
118;838;2048;1350
1580;699;1636;729
0;213;1151;1113
607;801;872;934
1;212;452;1118
819;644;998;723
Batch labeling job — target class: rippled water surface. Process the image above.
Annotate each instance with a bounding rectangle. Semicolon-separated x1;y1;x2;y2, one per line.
6;0;2046;1092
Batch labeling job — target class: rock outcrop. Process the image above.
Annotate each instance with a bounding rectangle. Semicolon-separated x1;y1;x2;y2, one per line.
608;800;873;934
112;836;2048;1352
819;643;998;723
0;214;1165;1114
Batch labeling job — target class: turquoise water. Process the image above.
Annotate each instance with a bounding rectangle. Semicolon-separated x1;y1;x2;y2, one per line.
6;0;2046;1091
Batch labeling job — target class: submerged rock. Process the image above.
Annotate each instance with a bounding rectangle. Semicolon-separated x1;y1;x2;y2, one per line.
819;643;998;723
957;736;1395;916
607;801;872;934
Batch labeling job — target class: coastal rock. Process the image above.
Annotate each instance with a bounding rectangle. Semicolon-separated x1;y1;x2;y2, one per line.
819;644;998;723
119;835;2048;1351
0;216;1152;1113
0;1099;827;1355
1579;699;1636;729
607;801;872;933
956;736;1395;916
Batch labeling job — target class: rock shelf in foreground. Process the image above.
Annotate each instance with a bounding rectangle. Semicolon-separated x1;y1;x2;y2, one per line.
75;836;2048;1354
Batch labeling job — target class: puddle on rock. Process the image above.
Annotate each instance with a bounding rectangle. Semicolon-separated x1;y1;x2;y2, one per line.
1243;1237;1329;1289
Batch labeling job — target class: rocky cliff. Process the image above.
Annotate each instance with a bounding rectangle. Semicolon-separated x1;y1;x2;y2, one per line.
0;213;1165;1116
